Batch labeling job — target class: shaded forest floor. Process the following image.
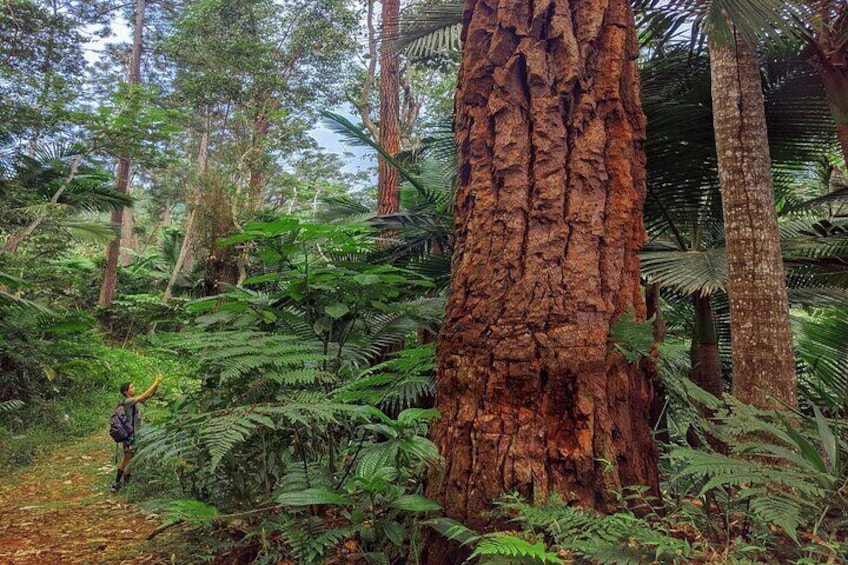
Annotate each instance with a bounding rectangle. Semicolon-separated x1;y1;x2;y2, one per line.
0;431;162;564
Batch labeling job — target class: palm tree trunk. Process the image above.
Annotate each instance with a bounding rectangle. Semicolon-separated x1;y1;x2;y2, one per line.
425;0;658;561
98;0;145;307
689;294;722;398
377;0;400;217
709;34;796;409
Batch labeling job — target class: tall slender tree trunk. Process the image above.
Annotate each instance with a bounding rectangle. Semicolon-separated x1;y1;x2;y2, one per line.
163;115;209;302
246;92;270;212
119;173;135;266
425;1;658;561
709;34;796;409
689;294;722;398
377;0;400;216
98;0;145;307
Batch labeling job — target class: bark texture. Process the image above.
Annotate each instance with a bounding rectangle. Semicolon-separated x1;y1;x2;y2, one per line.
709;38;796;409
426;1;658;560
377;0;401;216
98;0;145;307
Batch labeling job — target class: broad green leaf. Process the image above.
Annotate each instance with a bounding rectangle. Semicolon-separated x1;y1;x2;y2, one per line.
325;303;350;319
381;520;406;546
389;494;441;513
276;488;351;507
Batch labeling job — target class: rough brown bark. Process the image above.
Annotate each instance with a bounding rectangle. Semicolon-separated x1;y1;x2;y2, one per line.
709;36;797;409
98;0;145;307
689;294;722;398
377;0;400;217
425;1;658;561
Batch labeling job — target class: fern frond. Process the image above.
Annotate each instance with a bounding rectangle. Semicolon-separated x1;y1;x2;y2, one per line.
0;399;25;413
470;534;562;564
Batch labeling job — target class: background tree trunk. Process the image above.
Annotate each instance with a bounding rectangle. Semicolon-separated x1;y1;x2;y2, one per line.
98;0;145;307
814;53;848;166
425;0;658;561
709;35;797;410
377;0;400;216
689;294;722;398
163;116;209;302
806;0;848;166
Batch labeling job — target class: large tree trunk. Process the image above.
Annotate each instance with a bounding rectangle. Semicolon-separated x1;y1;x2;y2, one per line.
709;35;797;410
98;0;145;307
377;0;400;216
425;1;658;561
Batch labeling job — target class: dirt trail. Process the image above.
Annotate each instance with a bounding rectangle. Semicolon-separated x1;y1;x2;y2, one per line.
0;432;162;564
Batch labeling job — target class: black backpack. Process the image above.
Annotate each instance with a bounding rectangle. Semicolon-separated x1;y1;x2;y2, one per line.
109;402;135;442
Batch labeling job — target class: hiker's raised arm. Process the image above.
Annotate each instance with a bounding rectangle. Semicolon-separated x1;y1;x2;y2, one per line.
133;373;163;403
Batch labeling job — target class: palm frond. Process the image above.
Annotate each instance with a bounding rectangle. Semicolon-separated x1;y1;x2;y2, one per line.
641;249;728;296
392;3;463;62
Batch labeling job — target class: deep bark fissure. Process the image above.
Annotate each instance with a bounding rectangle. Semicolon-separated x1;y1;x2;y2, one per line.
425;1;659;561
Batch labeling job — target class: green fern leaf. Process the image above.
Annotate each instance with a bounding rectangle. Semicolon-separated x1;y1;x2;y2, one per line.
471;534;562;564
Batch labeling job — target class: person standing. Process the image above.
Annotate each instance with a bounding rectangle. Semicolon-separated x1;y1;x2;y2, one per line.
111;373;163;492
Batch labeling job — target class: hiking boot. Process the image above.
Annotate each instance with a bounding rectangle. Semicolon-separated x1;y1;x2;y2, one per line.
110;481;121;493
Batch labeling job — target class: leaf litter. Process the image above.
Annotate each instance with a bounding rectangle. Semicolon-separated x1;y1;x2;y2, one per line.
0;432;164;564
